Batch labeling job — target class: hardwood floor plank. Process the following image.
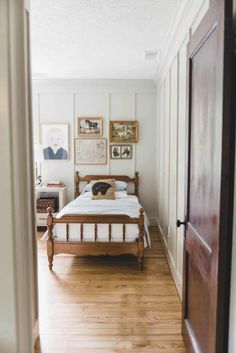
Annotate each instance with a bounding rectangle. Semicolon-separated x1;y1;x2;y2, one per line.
35;227;186;353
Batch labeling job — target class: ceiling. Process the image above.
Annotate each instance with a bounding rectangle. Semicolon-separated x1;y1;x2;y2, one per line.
30;0;181;79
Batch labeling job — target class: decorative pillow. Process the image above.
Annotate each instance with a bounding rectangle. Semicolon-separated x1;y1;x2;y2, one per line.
115;180;127;191
83;180;127;193
83;182;92;193
91;179;115;200
82;190;128;199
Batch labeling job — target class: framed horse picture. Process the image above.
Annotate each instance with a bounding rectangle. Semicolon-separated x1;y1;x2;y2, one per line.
110;144;132;159
78;117;103;137
110;121;138;143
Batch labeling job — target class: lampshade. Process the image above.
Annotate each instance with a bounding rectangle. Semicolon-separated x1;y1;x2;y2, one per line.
34;144;44;162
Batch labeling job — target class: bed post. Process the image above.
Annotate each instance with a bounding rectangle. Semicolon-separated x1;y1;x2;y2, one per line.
135;171;139;197
47;207;54;270
138;208;144;270
74;171;80;198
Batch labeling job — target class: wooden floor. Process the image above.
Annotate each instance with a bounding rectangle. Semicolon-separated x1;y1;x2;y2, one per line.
35;227;186;353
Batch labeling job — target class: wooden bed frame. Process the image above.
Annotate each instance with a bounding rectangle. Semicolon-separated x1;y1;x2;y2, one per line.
47;171;145;270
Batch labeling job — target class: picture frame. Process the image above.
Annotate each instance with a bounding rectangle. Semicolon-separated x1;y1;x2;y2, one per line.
78;117;103;137
110;120;138;143
41;124;69;160
75;138;107;165
110;144;132;159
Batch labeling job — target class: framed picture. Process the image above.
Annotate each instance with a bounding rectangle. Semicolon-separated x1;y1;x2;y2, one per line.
110;120;138;143
41;124;69;160
78;117;103;137
110;145;121;159
75;138;107;164
110;145;132;159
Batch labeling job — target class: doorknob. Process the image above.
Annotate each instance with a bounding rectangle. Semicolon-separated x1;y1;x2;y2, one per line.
176;219;187;227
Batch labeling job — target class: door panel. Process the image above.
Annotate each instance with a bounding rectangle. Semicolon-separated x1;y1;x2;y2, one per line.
182;1;235;352
189;28;220;250
187;255;210;352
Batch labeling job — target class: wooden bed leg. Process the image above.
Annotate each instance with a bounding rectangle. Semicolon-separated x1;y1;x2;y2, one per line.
47;207;54;271
138;208;145;271
47;242;53;270
138;256;144;270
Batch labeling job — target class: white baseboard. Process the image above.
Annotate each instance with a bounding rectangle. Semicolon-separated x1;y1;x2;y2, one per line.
156;218;182;300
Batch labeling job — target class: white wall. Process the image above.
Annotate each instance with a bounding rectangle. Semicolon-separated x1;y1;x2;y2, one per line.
32;79;156;221
155;0;209;296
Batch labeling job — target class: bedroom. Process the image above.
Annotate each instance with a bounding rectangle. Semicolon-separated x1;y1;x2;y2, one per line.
1;1;236;353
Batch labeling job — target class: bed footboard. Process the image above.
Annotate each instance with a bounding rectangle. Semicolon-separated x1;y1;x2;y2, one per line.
46;207;145;271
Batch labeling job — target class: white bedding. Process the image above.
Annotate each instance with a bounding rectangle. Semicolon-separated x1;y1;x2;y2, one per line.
46;193;150;247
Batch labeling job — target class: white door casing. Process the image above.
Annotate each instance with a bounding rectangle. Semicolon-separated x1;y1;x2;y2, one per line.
0;1;37;352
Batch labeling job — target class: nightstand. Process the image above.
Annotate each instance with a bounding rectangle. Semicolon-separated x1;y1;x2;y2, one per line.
35;185;67;227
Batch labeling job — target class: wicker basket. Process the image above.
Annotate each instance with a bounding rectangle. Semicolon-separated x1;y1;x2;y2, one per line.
37;197;58;213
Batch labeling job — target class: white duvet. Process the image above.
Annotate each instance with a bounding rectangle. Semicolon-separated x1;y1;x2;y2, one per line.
47;194;151;247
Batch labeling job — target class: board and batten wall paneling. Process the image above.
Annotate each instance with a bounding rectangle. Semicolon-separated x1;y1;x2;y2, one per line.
74;93;109;176
168;56;178;268
109;93;135;176
136;94;156;219
155;92;161;220
32;80;156;221
156;42;188;297
37;93;74;201
163;73;170;241
176;34;189;288
155;0;211;298
158;84;165;233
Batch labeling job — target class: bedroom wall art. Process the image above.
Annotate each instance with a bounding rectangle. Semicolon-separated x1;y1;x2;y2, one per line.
75;138;107;164
110;144;132;159
109;120;138;143
41;124;69;160
32;80;156;217
78;117;103;137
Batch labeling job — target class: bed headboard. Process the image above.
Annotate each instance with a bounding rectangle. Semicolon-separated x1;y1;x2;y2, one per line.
74;171;139;198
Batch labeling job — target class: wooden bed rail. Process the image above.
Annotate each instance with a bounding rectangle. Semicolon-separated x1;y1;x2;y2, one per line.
74;171;139;198
47;207;144;271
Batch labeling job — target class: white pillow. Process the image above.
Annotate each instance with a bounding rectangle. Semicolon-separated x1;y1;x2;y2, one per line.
115;180;128;191
115;191;128;199
83;180;127;193
82;191;128;199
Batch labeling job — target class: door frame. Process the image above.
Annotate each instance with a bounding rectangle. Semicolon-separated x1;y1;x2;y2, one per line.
182;0;236;351
0;0;38;352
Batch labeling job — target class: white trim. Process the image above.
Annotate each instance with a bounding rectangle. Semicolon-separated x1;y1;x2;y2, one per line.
0;1;36;352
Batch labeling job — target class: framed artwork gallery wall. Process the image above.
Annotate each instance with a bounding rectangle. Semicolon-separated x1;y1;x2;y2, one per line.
32;79;156;222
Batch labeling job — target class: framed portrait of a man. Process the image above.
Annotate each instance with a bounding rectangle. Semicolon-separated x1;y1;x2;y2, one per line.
41;124;69;160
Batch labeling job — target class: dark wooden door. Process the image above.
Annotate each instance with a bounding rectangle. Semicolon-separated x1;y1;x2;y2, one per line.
181;1;235;352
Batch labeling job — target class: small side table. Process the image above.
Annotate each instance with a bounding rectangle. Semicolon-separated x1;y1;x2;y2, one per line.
35;185;67;227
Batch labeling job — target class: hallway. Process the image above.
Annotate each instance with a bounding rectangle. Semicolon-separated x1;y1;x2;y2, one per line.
35;227;185;353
